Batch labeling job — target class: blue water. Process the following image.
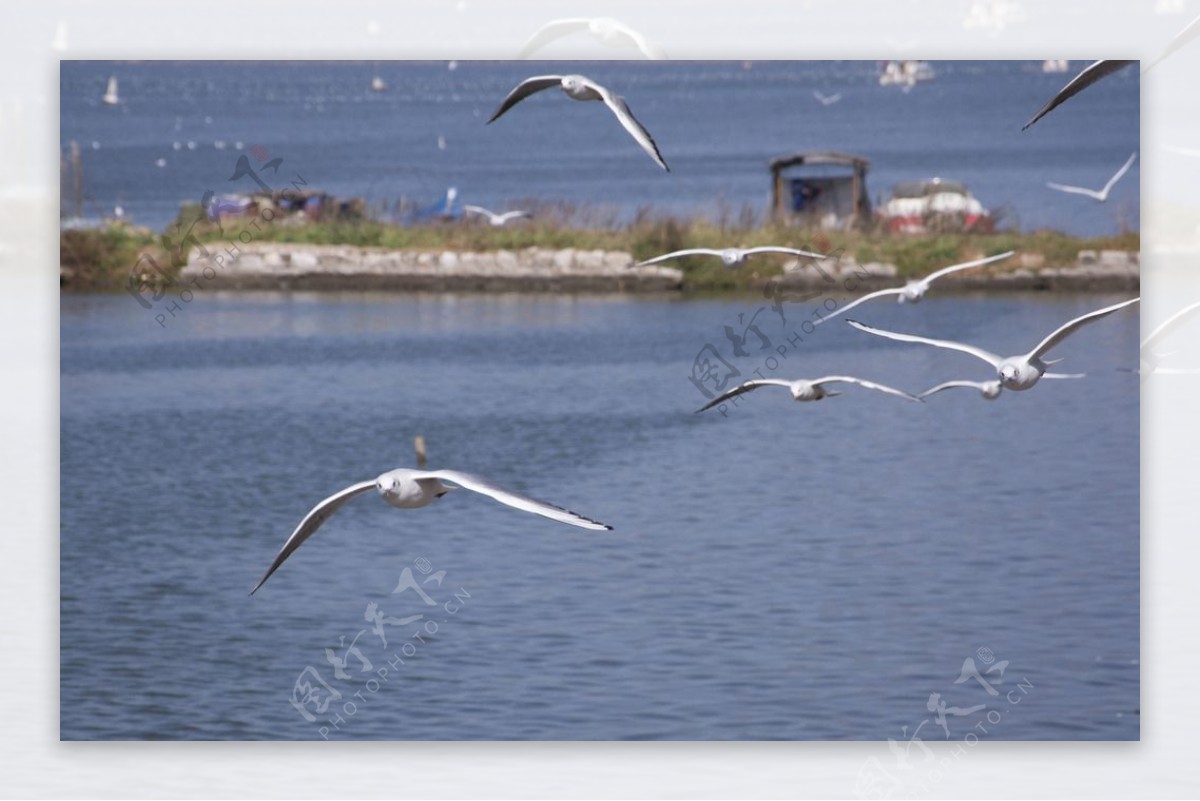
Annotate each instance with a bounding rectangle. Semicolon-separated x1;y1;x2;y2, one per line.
59;60;1139;235
60;291;1139;740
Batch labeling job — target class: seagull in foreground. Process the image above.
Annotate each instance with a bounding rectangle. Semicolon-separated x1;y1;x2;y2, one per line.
463;205;531;227
487;74;668;171
1022;60;1135;130
813;90;843;106
815;251;1015;326
695;376;921;413
251;469;611;594
1046;152;1137;202
638;246;832;279
516;17;666;60
847;297;1139;391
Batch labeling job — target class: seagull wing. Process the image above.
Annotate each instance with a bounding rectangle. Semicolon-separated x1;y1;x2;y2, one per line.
846;319;1004;367
424;470;611;531
486;75;564;124
250;480;377;594
1143;299;1200;349
811;376;922;402
1023;59;1136;130
1100;152;1138;197
744;247;833;280
813;288;904;326
921;250;1015;285
589;79;669;171
515;20;590;59
1026;297;1140;361
743;246;828;259
618;23;667;59
919;380;996;398
1046;182;1103;200
462;205;495;219
637;248;721;266
694;379;793;413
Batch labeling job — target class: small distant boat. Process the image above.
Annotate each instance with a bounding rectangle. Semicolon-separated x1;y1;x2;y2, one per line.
878;177;993;235
102;76;119;105
879;60;935;88
371;76;387;92
1042;59;1070;73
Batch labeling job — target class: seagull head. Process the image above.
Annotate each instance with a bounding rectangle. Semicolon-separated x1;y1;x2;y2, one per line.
561;75;584;92
720;249;744;267
900;282;924;302
998;364;1019;384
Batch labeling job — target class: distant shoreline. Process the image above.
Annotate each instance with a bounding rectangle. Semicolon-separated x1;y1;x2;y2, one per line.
59;217;1140;297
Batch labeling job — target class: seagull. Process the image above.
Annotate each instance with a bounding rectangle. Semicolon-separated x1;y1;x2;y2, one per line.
251;468;611;594
813;90;843;106
463;205;532;227
638;246;832;279
1022;60;1135;130
516;18;666;60
487;74;669;171
1046;152;1137;202
814;251;1015;326
695;376;921;413
847;297;1139;391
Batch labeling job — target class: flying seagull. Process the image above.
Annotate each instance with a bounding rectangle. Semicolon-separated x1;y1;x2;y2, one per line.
695;376;921;413
251;469;611;594
1022;60;1135;130
487;74;669;171
813;90;843;106
815;251;1015;326
516;17;666;60
463;205;531;226
638;246;833;279
1046;152;1137;202
847;297;1139;391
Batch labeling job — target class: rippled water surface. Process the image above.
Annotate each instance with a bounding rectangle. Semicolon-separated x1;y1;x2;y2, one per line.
60;292;1139;740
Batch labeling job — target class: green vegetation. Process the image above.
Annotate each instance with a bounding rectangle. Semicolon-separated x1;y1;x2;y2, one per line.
60;205;1141;295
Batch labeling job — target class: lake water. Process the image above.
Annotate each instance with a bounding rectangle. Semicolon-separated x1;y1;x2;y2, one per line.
60;291;1140;740
59;60;1139;236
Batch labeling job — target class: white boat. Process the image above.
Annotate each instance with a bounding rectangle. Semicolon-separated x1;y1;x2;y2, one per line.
879;60;935;88
1041;59;1070;73
102;76;119;105
878;178;993;235
370;76;387;92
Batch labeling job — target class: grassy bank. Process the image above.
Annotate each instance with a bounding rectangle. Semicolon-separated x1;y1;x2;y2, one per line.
60;207;1140;295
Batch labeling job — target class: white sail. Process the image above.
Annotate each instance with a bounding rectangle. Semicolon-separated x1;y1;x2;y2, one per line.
102;76;119;105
